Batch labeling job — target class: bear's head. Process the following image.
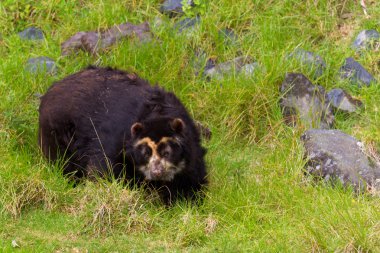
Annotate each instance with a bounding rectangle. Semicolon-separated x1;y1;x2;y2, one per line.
130;117;186;181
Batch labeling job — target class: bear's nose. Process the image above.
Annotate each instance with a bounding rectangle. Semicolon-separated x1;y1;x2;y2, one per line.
151;167;164;177
151;161;164;178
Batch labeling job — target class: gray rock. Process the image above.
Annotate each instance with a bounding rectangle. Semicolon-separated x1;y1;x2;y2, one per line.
18;27;44;40
280;73;334;129
203;56;255;79
327;88;363;113
339;57;377;87
25;57;57;74
352;29;380;51
152;17;165;29
301;129;380;191
160;0;193;17
61;22;152;56
174;16;200;33
240;62;260;76
218;28;238;45
195;121;212;141
287;49;326;78
193;50;216;76
34;93;43;98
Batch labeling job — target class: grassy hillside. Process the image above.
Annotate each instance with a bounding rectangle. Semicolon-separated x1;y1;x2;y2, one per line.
0;0;379;252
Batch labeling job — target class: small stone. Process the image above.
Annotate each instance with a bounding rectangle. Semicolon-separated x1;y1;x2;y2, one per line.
18;27;44;40
11;240;20;248
279;73;334;129
160;0;187;17
192;49;216;76
327;88;363;113
174;16;201;33
352;29;380;51
152;17;165;28
203;56;253;80
287;49;326;78
34;93;43;98
25;57;57;75
218;28;238;45
339;57;377;87
195;120;212;140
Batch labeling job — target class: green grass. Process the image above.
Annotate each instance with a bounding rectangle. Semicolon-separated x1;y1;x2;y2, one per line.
1;0;380;252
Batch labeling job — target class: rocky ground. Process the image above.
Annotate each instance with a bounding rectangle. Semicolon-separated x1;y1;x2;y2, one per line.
20;6;380;195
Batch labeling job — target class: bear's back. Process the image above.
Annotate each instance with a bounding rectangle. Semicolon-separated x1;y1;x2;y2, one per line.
40;66;150;125
38;67;152;174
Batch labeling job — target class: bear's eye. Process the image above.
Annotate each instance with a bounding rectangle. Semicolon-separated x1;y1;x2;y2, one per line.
144;147;152;159
138;145;152;159
157;143;171;158
161;150;170;158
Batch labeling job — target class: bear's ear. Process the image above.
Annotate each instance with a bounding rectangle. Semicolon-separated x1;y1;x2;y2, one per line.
170;118;185;134
131;122;143;137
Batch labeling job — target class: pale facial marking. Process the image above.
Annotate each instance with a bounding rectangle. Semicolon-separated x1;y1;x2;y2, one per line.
138;159;185;181
134;137;183;181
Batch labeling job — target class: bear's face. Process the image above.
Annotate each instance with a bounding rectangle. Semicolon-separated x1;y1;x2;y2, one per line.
131;118;186;181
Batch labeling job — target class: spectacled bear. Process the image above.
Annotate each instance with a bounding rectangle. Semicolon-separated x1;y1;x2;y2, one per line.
38;66;207;204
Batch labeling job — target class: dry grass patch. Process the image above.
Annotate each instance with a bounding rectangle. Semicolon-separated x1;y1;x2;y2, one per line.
67;181;155;236
0;176;57;218
204;213;218;235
